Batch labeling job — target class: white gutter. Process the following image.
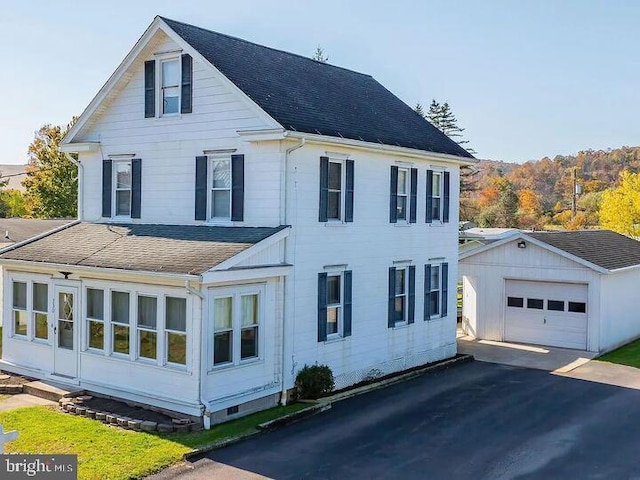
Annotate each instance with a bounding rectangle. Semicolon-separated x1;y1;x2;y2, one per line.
282;138;305;225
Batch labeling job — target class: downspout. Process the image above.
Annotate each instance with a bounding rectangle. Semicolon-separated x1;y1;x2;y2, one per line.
185;280;211;429
280;137;305;405
66;154;84;221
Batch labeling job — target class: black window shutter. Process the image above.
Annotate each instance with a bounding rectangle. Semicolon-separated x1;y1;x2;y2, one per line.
343;270;353;337
131;159;142;219
426;169;434;223
409;168;418;223
424;264;432;320
318;273;328;342
319;156;329;222
388;267;396;327
144;60;155;118
181;54;193;114
441;262;449;317
231;154;244;221
195;156;208;221
345;160;354;223
408;265;416;324
389;166;398;223
443;171;451;223
102;160;112;218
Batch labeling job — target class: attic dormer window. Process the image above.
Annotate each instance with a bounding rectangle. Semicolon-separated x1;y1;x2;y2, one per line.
144;54;192;118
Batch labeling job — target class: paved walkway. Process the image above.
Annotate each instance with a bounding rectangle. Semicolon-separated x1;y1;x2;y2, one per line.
457;333;640;390
0;393;56;412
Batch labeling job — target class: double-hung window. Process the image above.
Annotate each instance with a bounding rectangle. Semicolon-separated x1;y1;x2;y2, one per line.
137;295;157;360
12;281;27;337
212;287;263;367
388;266;415;327
114;161;132;217
166;297;187;365
161;59;180;115
317;271;352;341
144;54;192;118
425;262;449;320
211;158;231;219
390;166;417;223
426;170;450;223
33;283;48;340
87;288;105;350
319;157;354;223
111;291;130;355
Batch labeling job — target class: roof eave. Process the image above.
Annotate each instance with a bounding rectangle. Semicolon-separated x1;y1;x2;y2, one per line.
283;130;477;165
0;258;201;281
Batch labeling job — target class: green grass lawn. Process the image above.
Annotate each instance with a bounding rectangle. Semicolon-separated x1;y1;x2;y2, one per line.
598;338;640;368
0;403;307;480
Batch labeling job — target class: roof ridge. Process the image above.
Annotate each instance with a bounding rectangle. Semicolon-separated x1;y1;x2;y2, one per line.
159;16;374;79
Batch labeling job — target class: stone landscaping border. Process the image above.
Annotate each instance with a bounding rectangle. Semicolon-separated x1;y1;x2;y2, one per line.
58;398;200;433
0;385;23;395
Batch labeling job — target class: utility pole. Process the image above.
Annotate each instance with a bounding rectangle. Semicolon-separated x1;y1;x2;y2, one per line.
571;167;581;218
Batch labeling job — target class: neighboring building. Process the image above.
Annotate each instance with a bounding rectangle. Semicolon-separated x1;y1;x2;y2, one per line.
0;219;72;248
460;230;640;353
0;17;474;427
458;227;519;253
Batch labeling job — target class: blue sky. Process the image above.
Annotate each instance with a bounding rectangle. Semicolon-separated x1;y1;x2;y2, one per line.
2;0;639;165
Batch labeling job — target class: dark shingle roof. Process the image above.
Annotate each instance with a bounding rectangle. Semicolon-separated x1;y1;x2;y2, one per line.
527;230;640;271
161;17;473;159
0;223;287;275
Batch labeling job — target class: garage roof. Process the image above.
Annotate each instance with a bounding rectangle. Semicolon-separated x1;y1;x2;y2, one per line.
527;230;640;271
460;229;640;273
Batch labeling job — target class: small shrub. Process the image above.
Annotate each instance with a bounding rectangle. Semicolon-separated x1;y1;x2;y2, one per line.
295;364;335;399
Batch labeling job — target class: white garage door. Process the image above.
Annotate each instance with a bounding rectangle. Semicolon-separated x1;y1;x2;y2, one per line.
504;280;587;350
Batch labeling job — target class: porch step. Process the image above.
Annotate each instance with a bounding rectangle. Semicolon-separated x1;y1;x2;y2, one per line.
23;381;84;402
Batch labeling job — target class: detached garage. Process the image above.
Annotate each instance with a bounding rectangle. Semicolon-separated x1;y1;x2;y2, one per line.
459;230;640;353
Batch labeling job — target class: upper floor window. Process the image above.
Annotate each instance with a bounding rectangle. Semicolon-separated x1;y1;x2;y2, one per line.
114;161;132;217
319;156;354;223
195;155;244;222
390;166;417;224
102;159;141;219
388;265;415;327
144;54;192;118
426;170;450;224
211;158;231;219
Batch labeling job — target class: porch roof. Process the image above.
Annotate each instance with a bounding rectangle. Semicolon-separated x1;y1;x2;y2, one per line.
0;222;288;275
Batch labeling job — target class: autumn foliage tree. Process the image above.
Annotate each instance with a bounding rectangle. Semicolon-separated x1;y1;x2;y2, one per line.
23;120;78;218
599;171;640;236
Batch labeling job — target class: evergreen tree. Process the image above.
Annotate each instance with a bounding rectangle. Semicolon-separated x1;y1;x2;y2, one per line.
312;46;328;63
424;100;475;155
414;103;425;118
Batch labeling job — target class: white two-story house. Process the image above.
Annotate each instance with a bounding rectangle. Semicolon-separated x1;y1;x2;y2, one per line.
0;17;474;427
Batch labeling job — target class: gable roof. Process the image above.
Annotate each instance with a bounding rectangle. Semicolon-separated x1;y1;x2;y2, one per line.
527;230;640;271
460;229;640;273
0;223;287;276
155;17;472;159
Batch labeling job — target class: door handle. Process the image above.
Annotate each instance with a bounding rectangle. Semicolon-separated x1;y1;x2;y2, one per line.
544;318;546;324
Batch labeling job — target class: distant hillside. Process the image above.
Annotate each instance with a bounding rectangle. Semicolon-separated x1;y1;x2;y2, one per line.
0;164;27;192
472;146;640;211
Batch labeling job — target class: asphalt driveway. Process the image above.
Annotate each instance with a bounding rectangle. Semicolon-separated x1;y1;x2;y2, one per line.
172;362;640;479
